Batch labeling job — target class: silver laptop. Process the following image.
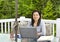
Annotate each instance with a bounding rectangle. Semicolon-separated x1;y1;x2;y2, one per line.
19;26;37;38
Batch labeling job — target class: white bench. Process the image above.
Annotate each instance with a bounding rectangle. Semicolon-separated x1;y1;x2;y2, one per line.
37;36;54;42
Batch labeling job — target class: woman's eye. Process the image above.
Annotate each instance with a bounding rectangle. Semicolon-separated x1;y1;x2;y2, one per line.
36;14;39;16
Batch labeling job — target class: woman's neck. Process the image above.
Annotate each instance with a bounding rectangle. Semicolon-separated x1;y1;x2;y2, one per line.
34;20;38;23
34;21;38;27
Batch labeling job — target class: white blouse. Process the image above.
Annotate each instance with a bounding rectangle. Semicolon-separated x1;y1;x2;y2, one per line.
28;19;46;36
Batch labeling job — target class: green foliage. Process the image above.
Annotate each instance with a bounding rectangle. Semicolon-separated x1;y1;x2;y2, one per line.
0;0;15;19
51;0;60;19
0;0;60;19
42;0;54;19
18;0;35;18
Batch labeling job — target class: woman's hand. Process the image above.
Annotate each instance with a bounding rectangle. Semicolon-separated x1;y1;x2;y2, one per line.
37;32;41;36
37;32;41;38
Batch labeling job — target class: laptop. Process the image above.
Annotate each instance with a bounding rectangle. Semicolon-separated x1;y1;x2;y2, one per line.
19;26;37;38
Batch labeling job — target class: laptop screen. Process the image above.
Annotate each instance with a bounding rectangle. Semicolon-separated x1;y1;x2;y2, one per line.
19;26;37;38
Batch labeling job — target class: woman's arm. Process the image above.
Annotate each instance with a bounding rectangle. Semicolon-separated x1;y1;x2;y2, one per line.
37;20;46;36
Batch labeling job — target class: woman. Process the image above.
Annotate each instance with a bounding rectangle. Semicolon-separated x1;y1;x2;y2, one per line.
28;10;50;42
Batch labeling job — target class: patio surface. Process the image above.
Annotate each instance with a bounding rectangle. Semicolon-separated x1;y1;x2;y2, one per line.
0;34;21;42
0;34;57;42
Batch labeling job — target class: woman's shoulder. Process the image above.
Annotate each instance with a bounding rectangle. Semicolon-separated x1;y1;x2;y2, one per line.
41;19;44;23
40;19;45;25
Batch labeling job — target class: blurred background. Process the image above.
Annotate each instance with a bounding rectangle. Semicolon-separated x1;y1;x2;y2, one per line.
0;0;60;20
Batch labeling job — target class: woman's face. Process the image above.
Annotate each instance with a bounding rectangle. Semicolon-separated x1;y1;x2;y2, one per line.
33;12;40;21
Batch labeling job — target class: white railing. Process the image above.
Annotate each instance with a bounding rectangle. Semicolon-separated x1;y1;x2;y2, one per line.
43;19;56;36
0;17;30;33
0;18;21;33
0;17;56;36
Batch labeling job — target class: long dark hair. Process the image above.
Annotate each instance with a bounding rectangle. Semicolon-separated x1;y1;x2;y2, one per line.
31;10;41;26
